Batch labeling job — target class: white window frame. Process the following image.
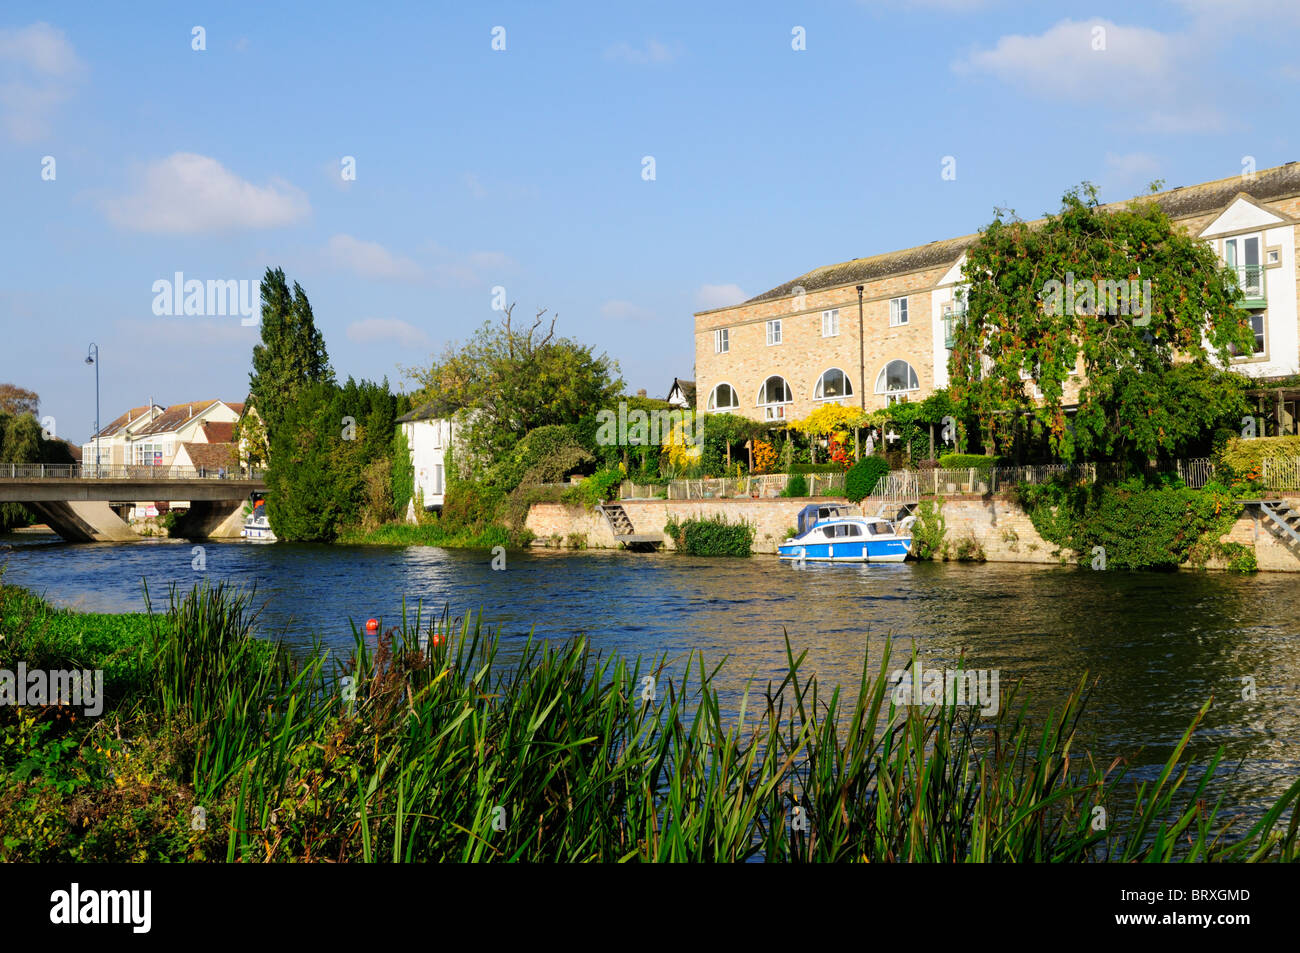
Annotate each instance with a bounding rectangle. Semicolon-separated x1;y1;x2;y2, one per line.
1230;310;1267;359
814;367;853;402
757;375;793;420
766;319;782;346
821;309;839;337
708;382;740;411
1223;233;1266;304
714;328;730;354
874;360;919;396
889;297;909;327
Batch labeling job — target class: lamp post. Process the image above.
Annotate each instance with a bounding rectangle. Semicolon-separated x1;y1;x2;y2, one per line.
856;285;866;410
85;344;99;476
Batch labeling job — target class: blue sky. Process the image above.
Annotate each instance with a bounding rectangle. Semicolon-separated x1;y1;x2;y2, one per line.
3;0;1298;444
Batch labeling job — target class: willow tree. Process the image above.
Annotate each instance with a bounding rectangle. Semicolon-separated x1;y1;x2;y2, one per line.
949;185;1254;464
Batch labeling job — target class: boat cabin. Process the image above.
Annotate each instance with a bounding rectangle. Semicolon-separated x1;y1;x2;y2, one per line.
796;503;855;536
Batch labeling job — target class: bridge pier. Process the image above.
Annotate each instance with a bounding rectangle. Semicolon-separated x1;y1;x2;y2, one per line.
28;500;140;542
171;500;247;539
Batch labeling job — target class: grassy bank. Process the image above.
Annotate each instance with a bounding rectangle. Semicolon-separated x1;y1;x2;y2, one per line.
334;521;527;549
1;580;1297;862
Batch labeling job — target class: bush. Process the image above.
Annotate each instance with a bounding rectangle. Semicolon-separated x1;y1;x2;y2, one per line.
910;500;947;560
938;453;1000;473
1217;436;1300;484
780;474;809;498
665;515;755;557
1017;476;1245;571
845;456;890;503
563;467;623;508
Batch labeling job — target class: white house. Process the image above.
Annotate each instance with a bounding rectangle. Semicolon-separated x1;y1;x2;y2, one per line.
397;402;457;513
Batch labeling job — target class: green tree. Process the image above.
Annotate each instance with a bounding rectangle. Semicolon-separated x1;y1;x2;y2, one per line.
406;305;622;475
951;186;1255;464
249;268;333;442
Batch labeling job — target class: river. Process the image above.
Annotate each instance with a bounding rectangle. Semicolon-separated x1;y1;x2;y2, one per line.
3;532;1298;821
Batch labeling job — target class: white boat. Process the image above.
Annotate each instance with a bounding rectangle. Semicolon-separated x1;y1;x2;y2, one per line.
778;503;914;563
241;495;276;542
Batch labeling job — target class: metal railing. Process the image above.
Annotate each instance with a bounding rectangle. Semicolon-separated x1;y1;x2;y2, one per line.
1229;263;1266;304
1262;458;1300;492
635;471;849;501
0;464;264;481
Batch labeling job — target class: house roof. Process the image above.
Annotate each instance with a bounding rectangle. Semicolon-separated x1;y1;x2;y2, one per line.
91;404;164;439
179;442;237;470
133;400;224;437
735;161;1300;308
668;378;697;404
201;421;236;443
397;400;441;423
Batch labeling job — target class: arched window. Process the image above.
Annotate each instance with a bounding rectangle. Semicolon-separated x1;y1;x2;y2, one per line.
708;382;739;411
814;368;853;402
874;360;919;395
757;375;793;420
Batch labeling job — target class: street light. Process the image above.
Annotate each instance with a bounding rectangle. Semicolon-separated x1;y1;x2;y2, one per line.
85;343;99;476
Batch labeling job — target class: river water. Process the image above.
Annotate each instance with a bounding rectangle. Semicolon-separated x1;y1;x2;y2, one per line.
3;532;1298;821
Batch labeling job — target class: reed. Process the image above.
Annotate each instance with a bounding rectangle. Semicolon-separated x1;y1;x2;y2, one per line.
3;580;1297;862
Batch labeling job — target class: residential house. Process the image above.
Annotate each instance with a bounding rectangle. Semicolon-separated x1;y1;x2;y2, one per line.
694;162;1300;434
397;402;457;514
666;378;696;410
81;404;164;470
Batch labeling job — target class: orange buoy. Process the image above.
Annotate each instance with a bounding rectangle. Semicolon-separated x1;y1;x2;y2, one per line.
365;618;379;633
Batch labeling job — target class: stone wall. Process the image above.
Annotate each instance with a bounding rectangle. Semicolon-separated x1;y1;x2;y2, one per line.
524;494;1300;572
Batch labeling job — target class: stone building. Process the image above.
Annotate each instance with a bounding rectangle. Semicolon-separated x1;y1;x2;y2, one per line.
694;163;1300;431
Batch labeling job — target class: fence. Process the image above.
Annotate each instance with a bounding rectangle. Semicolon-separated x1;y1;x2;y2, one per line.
622;456;1241;503
0;464;264;481
1262;458;1300;491
622;471;847;501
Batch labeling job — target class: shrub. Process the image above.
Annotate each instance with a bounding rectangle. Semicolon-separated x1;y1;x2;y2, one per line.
665;515;755;557
563;467;623;508
910;500;947;561
1217;436;1300;484
845;456;890;503
780;474;809;498
953;533;986;562
1016;476;1245;571
938;453;1000;474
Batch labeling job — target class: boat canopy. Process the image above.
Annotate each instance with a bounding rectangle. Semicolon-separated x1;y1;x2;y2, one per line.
796;503;855;536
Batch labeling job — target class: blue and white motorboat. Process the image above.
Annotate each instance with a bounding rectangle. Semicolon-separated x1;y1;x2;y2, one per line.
777;503;914;563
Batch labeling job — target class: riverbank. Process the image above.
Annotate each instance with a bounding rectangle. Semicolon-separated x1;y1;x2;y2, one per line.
524;493;1300;571
2;578;1298;862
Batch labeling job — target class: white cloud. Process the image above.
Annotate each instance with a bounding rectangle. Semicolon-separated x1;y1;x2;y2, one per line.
424;243;515;288
695;283;745;310
601;300;657;322
346;318;429;348
604;39;678;65
1104;151;1161;182
955;19;1176;102
0;21;85;142
326;234;423;281
103;153;310;234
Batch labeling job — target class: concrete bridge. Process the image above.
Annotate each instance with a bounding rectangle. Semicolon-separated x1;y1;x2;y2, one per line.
0;464;267;542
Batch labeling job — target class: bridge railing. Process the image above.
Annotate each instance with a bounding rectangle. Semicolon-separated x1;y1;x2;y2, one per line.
1;464;265;481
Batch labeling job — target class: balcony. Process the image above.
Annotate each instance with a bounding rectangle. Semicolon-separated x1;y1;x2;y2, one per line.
943;310;966;349
1228;264;1267;309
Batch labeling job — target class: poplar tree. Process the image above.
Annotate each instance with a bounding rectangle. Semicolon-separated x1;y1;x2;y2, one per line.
249;268;333;441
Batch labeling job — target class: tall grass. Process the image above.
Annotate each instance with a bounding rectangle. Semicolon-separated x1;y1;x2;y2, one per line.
4;579;1298;862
